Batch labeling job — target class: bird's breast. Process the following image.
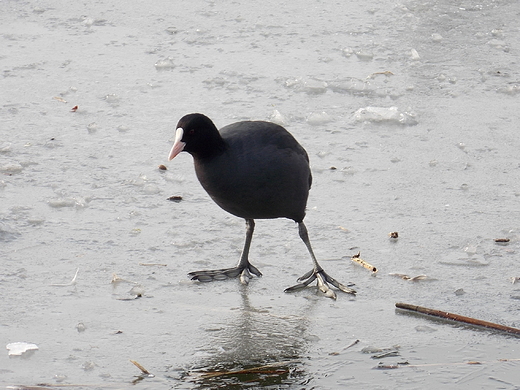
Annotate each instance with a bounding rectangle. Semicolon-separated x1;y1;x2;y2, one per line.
194;146;310;221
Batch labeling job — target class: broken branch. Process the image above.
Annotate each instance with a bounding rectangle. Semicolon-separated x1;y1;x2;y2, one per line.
396;303;520;335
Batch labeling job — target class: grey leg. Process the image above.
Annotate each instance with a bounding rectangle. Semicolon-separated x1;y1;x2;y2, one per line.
284;222;356;299
188;218;262;284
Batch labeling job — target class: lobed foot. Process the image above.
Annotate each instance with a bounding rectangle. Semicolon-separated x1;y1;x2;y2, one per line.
188;263;262;285
284;268;356;300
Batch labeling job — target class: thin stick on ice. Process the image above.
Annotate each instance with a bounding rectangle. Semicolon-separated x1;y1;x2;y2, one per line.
130;360;154;377
396;302;520;335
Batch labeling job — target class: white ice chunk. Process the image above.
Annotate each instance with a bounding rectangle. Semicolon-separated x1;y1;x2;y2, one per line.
283;77;327;94
431;33;443;42
302;79;328;94
342;47;354;57
48;197;90;209
87;122;98;133
268;110;288;126
353;106;417;126
154;57;175;71
497;84;520;95
6;342;39;356
355;50;374;61
0;142;12;153
105;93;120;105
0;163;23;173
306;111;333;126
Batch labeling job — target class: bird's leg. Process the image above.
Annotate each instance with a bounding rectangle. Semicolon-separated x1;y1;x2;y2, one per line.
284;222;356;299
188;219;262;285
235;219;262;284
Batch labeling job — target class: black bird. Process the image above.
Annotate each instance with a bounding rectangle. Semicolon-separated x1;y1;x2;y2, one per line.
168;113;355;299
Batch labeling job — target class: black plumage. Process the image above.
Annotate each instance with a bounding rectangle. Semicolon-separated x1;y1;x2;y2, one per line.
168;113;355;299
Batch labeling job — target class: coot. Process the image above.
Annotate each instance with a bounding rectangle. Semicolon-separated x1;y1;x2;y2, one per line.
168;113;355;299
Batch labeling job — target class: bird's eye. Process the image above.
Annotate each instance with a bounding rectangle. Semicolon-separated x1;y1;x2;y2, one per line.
189;129;195;135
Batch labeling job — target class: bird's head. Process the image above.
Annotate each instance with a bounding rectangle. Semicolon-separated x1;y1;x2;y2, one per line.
168;113;224;160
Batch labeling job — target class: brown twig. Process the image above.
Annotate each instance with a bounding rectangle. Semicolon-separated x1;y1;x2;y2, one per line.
351;252;377;273
130;360;151;375
329;339;360;355
344;339;360;350
196;360;300;379
396;303;520;335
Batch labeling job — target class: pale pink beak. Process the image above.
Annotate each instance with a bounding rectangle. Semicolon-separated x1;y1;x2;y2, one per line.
168;128;186;160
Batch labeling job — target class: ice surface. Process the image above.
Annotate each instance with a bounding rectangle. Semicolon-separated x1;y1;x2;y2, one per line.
1;0;520;388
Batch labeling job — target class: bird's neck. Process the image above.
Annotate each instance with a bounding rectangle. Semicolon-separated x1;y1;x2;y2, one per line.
192;137;227;161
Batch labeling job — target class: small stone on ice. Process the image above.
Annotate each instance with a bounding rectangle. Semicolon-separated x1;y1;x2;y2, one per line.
455;288;465;296
82;361;96;371
165;26;178;35
76;322;86;332
130;285;144;297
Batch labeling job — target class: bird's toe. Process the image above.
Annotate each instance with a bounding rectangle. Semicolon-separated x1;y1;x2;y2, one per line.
316;273;337;300
188;263;261;284
285;268;355;298
323;273;357;295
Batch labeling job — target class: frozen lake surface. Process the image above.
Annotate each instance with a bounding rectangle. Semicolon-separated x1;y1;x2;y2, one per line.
1;0;520;388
